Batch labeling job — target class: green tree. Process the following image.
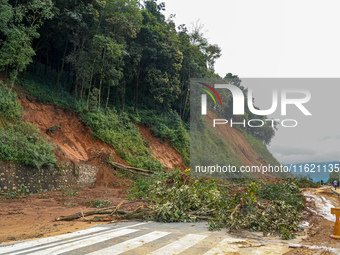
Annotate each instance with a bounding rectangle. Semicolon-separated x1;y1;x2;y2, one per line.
0;0;54;86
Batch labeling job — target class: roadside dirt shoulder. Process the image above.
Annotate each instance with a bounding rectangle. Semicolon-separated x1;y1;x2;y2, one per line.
0;186;147;244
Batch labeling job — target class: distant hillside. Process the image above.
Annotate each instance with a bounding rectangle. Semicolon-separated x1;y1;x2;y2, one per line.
191;110;282;179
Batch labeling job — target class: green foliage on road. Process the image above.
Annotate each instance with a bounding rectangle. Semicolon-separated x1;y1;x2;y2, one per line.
129;170;304;240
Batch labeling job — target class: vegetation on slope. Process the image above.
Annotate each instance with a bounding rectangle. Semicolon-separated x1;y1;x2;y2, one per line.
243;131;280;167
128;109;190;166
82;110;164;170
190;119;243;175
0;0;278;171
0;81;56;169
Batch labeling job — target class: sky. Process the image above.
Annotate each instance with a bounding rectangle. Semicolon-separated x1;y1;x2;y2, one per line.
163;1;340;164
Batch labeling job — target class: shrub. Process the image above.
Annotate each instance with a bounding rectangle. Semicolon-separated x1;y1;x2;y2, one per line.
0;122;56;169
129;109;190;166
0;81;23;120
81;109;164;170
295;175;320;188
19;73;86;112
258;179;304;210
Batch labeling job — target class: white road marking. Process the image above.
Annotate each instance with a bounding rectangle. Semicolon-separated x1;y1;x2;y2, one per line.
0;226;107;254
150;234;208;255
27;228;139;255
88;231;171;255
0;222;147;254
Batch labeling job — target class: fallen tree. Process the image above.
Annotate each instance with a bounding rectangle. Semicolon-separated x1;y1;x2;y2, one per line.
56;170;304;240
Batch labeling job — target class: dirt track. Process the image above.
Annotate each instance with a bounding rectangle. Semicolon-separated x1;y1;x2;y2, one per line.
0;186;144;243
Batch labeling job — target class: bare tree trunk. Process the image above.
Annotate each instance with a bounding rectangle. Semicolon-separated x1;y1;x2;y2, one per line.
134;61;140;113
98;49;106;112
105;82;111;110
86;59;96;109
56;44;68;96
181;87;189;120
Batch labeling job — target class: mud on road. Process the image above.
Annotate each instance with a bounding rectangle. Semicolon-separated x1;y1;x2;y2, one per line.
284;187;340;254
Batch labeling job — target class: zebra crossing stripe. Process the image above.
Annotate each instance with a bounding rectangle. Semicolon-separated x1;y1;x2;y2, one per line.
0;222;147;255
150;234;208;255
88;231;171;255
0;226;108;254
26;228;139;255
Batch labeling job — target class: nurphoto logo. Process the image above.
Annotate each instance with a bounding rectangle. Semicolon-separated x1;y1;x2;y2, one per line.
200;82;312;128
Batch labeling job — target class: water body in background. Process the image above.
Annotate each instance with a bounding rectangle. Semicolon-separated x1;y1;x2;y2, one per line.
290;161;339;183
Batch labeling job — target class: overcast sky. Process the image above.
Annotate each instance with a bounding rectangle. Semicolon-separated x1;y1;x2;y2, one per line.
164;1;340;164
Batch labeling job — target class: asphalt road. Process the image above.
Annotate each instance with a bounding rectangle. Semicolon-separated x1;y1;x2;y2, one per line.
0;221;333;255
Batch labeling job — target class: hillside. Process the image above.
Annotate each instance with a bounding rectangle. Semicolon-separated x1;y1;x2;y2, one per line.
204;110;268;167
12;84;280;183
0;0;306;245
0;82;188;242
191;109;281;179
17;89;187;183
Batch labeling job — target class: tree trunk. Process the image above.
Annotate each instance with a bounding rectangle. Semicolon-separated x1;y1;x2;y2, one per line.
105;77;111;110
86;59;96;109
98;49;106;112
56;44;68;96
134;61;140;113
182;87;189;120
179;79;184;117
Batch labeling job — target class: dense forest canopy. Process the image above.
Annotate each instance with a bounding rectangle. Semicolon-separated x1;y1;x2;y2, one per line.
0;0;221;118
0;0;275;144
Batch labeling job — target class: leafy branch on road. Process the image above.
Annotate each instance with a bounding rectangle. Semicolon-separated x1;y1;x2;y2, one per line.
56;170;304;239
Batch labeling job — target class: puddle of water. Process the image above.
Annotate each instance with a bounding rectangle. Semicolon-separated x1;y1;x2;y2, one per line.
303;191;336;222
